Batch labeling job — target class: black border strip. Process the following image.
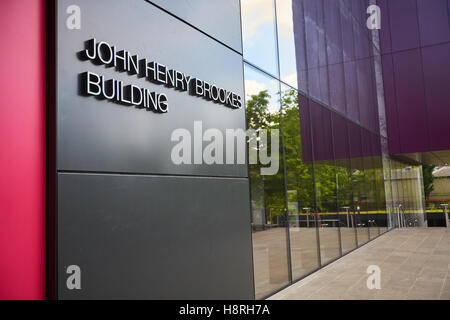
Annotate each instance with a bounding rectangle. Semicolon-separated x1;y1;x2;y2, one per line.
46;0;57;300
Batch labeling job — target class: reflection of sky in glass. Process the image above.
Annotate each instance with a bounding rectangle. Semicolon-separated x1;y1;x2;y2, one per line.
244;64;280;114
276;0;298;88
241;0;279;76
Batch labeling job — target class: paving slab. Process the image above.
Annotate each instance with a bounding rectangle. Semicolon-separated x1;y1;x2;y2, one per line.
268;228;450;300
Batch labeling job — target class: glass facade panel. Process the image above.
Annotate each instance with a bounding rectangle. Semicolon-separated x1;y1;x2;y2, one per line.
362;129;377;239
373;135;388;234
303;0;329;104
244;65;289;299
311;104;340;264
276;0;298;88
349;123;369;245
333;113;357;254
281;84;319;281
241;0;279;76
240;0;427;299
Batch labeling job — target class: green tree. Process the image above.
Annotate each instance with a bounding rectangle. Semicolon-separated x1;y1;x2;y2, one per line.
246;90;285;221
245;90;271;130
422;164;435;200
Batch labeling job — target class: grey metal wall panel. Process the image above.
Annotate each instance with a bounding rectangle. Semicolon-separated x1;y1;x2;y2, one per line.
57;0;246;177
57;173;254;299
147;0;243;53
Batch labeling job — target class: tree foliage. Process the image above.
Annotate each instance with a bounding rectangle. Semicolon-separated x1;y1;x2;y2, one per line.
245;88;384;224
422;164;435;200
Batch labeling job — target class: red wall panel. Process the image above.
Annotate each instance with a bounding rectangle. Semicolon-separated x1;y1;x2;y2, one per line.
0;0;46;299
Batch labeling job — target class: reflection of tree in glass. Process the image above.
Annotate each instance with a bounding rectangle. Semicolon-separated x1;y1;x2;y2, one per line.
246;88;316;223
280;89;315;213
246;90;285;223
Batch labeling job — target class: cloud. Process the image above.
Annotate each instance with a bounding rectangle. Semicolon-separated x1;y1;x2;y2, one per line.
241;0;294;42
244;79;267;97
281;72;298;88
241;0;275;41
275;0;294;37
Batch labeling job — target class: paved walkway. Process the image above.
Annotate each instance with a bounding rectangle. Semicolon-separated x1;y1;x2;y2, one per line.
269;228;450;300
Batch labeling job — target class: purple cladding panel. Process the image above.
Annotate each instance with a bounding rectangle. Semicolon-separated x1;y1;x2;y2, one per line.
344;60;360;122
353;21;371;60
332;112;350;160
371;133;382;157
392;49;429;153
321;107;334;162
299;94;313;162
388;0;420;52
417;0;450;47
369;57;380;135
311;101;334;162
356;58;372;130
377;0;392;54
351;0;364;25
348;121;363;159
422;43;450;151
361;128;372;158
328;63;346;114
292;0;308;93
311;101;324;161
324;0;343;65
341;5;355;62
381;0;450;158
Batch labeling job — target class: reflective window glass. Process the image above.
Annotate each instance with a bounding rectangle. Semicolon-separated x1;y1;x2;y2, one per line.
332;113;357;254
276;0;298;88
244;64;289;299
241;0;279;76
282;85;318;280
310;103;340;264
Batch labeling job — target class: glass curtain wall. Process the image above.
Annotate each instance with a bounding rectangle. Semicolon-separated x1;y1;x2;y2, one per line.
244;64;290;299
281;84;318;282
242;0;393;298
388;160;426;228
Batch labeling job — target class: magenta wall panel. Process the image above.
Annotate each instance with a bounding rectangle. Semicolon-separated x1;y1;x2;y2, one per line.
417;0;450;47
0;0;46;300
392;49;429;153
422;42;450;151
